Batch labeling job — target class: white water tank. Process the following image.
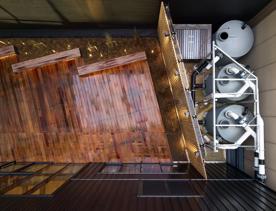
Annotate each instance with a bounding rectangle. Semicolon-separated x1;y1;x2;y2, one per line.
204;63;251;101
204;105;254;143
215;20;254;58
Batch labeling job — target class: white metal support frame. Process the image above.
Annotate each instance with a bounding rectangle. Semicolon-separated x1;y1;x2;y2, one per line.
211;42;266;181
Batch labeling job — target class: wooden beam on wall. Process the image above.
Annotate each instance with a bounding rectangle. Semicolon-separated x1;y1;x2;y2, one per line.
249;0;276;27
12;48;81;73
0;45;16;58
78;51;147;76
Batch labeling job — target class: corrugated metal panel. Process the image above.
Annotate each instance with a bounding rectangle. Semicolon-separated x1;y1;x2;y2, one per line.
226;148;244;170
174;24;212;60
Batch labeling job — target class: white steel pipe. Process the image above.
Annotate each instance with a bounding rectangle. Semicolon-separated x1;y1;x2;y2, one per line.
257;115;266;180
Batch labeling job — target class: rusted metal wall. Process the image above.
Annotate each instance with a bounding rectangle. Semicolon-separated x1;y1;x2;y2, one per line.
0;38;172;163
157;2;207;178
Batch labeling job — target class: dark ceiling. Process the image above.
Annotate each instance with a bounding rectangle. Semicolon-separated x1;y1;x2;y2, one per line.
168;0;272;30
0;0;160;28
0;0;272;29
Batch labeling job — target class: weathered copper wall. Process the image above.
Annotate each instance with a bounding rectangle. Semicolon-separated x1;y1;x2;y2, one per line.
157;3;207;178
0;41;171;163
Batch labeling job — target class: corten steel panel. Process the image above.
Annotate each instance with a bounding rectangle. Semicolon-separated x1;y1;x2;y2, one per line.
0;50;171;163
0;37;188;162
157;3;207;178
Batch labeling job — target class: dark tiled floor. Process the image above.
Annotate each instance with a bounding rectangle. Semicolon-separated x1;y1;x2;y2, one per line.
0;163;275;211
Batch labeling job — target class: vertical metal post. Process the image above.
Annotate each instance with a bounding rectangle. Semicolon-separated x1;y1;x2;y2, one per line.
255;78;266;181
212;42;217;152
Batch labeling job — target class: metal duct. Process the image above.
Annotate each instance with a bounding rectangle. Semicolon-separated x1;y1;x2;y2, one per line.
174;24;211;60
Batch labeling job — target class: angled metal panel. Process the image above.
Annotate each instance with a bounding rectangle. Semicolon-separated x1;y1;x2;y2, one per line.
157;2;207;178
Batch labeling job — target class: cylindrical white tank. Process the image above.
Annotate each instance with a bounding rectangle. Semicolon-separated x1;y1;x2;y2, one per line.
204;63;251;101
204;105;253;143
215;20;254;58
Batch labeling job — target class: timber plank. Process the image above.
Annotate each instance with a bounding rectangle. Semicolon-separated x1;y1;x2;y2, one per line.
0;45;15;58
77;51;147;76
12;48;81;73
